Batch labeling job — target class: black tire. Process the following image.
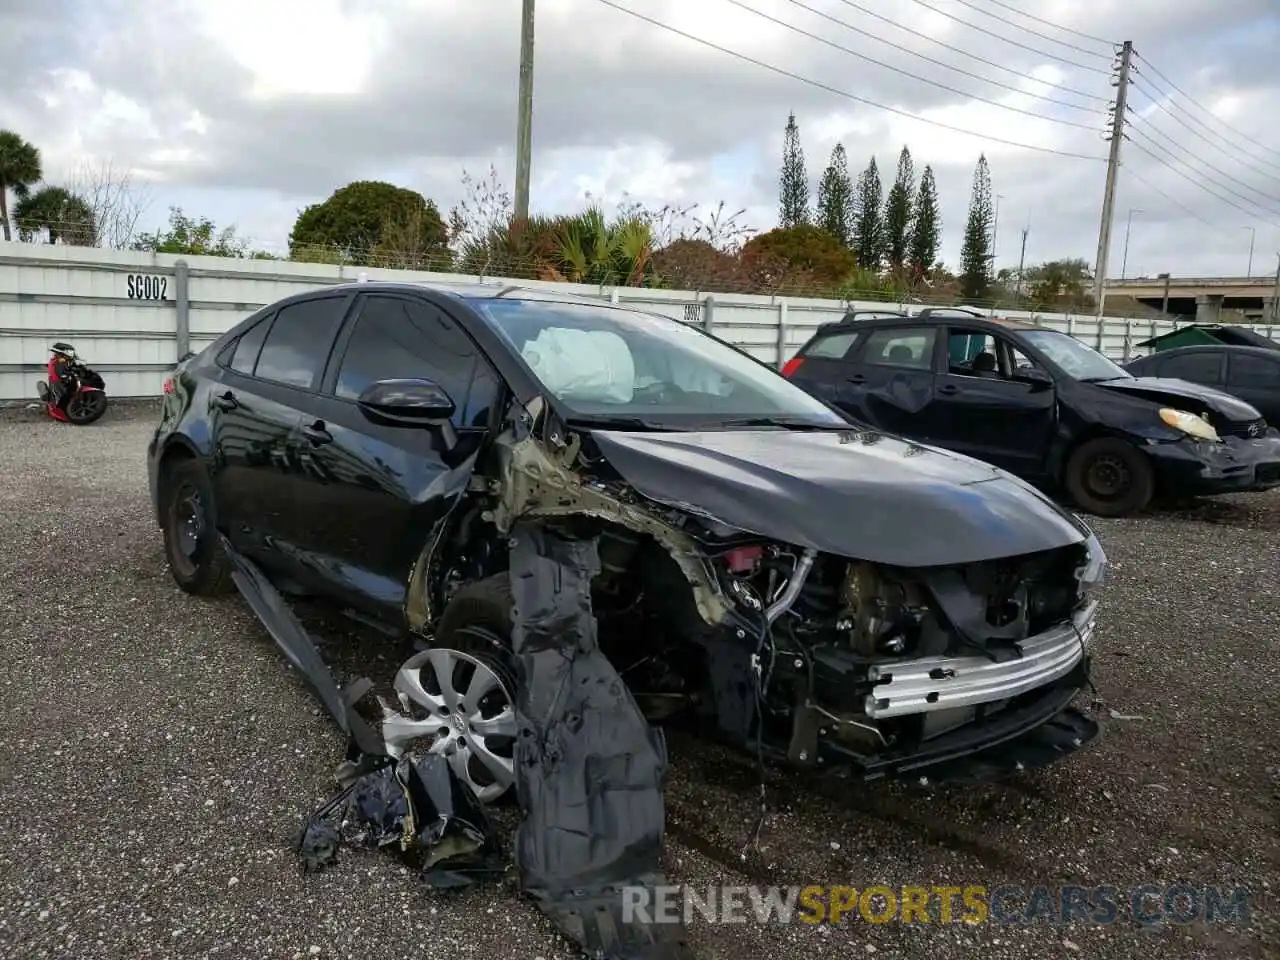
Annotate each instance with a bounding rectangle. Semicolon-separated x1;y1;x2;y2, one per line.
1064;436;1155;517
434;574;517;692
160;458;234;596
65;390;108;425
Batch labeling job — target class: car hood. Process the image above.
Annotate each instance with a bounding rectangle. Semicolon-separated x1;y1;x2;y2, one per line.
1095;376;1262;420
590;428;1088;567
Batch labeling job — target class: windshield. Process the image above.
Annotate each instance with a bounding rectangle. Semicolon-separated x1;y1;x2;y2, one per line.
1021;330;1132;382
468;298;848;428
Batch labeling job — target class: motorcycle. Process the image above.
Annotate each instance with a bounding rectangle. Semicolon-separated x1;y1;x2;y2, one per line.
35;342;109;425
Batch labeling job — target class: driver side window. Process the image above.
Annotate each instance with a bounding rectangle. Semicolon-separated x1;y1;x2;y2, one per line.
333;295;499;428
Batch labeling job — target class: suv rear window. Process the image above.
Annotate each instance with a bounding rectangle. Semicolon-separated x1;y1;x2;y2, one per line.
802;330;860;360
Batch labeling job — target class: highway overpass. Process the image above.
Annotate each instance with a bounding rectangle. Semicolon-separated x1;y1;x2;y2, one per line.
1105;275;1280;322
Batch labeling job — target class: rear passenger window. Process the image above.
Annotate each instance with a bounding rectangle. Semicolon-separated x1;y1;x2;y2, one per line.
1161;352;1222;383
861;327;936;370
334;295;497;427
803;330;860;360
255;298;347;389
228;316;272;375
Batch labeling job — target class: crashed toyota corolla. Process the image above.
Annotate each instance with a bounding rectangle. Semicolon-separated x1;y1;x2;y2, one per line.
147;281;1108;799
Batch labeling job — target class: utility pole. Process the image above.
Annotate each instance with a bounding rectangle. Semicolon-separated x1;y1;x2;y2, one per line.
1092;40;1134;321
1245;227;1255;277
1271;253;1280;323
514;0;536;222
991;193;1004;268
1014;226;1029;302
1159;272;1171;316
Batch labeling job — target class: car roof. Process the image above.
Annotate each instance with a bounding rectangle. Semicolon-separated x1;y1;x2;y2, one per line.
319;279;609;305
824;310;1041;333
1132;343;1280;359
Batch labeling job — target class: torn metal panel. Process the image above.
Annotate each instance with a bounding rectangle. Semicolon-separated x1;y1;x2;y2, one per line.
297;755;508;887
508;523;689;959
220;534;386;759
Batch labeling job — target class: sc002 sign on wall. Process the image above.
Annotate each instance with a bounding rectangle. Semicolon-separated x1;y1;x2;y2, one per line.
126;274;169;300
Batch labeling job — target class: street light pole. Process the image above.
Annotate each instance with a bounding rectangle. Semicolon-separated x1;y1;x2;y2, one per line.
1121;208;1141;280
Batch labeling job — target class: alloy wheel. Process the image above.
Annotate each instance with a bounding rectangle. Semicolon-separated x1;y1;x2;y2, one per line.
381;645;517;804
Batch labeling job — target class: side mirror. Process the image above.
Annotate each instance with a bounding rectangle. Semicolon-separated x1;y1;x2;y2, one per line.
1016;367;1053;386
356;378;456;426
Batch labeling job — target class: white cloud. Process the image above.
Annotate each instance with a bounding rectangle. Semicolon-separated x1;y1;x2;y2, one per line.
1;0;1278;276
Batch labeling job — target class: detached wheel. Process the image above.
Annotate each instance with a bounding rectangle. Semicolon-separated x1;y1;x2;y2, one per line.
382;576;518;804
65;390;108;425
1064;437;1154;517
160;459;233;596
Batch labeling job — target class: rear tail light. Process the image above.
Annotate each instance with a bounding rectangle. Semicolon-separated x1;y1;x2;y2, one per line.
162;377;175;394
781;356;805;378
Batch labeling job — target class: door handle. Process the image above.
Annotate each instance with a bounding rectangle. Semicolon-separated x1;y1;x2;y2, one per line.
301;420;333;446
846;374;866;385
212;390;238;411
938;384;960;395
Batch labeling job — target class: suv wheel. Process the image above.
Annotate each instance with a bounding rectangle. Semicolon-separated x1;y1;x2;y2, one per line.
160;459;233;596
1064;437;1154;517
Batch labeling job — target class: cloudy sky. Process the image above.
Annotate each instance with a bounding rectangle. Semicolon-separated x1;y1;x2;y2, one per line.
5;0;1280;281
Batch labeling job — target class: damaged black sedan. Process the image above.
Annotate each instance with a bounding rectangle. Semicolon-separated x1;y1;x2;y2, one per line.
148;283;1108;796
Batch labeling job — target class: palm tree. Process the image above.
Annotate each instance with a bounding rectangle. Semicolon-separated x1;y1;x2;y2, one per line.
13;186;97;245
0;131;43;242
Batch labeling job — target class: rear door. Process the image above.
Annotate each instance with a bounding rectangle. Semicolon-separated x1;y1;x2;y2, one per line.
210;294;352;569
783;325;865;412
837;324;942;437
282;292;503;618
1225;351;1280;423
926;326;1056;475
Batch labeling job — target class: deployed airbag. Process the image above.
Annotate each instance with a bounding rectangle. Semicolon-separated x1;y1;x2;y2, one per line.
521;327;636;403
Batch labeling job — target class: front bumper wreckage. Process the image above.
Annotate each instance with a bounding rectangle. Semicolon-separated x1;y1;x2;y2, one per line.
221;532;689;959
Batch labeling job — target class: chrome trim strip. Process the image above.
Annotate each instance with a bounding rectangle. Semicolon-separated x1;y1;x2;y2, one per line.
864;602;1098;719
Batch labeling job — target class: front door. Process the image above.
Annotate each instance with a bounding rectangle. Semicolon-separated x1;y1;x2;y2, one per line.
928;327;1056;476
282;293;503;620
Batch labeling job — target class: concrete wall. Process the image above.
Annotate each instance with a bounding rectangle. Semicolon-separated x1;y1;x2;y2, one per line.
3;241;1278;400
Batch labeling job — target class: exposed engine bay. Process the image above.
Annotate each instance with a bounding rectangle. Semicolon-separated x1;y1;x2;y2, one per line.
397;396;1107;781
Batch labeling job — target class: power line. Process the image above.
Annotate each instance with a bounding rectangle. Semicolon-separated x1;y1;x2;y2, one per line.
1130;71;1280;178
726;0;1098;129
591;0;1109;161
1129;80;1280;186
957;0;1114;47
1126;107;1280;209
1133;52;1280;169
905;0;1112;74
775;0;1100;113
829;0;1107;104
1124;165;1233;233
940;0;1114;59
1126;138;1280;230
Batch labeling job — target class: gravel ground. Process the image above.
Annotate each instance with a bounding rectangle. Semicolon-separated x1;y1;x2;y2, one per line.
0;401;1276;960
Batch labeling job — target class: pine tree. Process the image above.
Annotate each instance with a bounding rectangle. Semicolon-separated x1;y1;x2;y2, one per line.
816;143;853;245
959;154;994;302
907;165;941;279
778;113;810;228
883;146;915;270
853;157;884;271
